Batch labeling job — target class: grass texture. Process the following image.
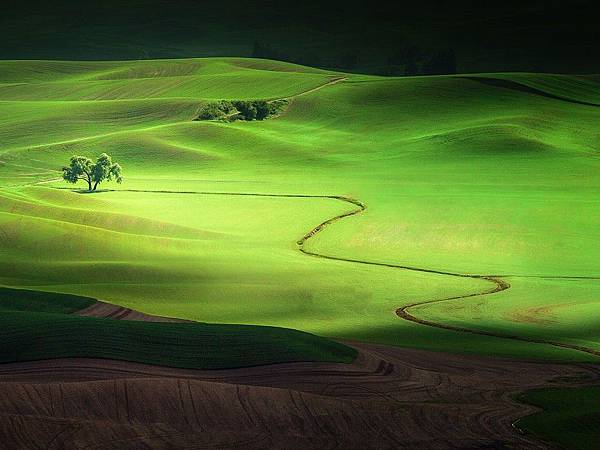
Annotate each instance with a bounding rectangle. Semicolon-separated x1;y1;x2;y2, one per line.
0;287;356;368
517;386;600;450
1;57;600;364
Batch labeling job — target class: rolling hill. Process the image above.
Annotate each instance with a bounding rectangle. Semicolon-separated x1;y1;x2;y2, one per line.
1;57;600;366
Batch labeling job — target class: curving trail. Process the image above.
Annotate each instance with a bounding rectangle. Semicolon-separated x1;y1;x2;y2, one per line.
280;76;347;100
5;73;600;448
295;194;600;357
3;186;600;448
90;187;600;358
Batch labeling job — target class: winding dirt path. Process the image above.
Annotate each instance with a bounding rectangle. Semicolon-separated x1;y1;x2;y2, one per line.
5;74;600;448
86;187;600;359
4;186;600;448
281;76;347;100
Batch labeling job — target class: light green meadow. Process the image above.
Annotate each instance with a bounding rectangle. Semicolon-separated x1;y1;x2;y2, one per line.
1;57;600;362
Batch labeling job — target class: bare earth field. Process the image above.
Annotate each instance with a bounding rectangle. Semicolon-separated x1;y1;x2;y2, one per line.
0;302;598;449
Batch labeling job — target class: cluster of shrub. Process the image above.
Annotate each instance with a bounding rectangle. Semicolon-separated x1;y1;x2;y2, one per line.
195;99;289;122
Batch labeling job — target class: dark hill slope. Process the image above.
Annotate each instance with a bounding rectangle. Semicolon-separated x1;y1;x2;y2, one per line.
2;0;598;75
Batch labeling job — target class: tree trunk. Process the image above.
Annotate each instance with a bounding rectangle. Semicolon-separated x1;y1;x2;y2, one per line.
92;181;99;191
87;180;92;191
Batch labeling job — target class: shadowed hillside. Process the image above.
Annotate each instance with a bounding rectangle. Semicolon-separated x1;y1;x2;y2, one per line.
2;0;599;74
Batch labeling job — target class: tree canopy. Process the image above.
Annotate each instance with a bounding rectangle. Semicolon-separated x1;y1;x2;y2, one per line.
194;99;289;122
62;153;123;191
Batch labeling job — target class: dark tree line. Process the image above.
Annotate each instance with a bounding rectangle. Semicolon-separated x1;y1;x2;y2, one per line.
384;46;456;76
252;40;456;76
252;41;323;69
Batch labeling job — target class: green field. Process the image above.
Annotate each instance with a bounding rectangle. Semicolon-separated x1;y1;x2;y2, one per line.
1;57;600;364
517;386;600;449
0;287;355;368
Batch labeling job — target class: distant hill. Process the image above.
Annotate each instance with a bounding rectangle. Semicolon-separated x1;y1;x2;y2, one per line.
2;0;598;75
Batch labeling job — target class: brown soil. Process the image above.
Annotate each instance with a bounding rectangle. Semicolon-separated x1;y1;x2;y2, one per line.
74;301;191;323
1;342;599;449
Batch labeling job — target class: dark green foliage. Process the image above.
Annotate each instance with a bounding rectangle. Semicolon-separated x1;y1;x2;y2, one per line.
233;100;256;120
195;99;289;122
62;153;123;191
91;153;123;190
252;41;323;69
405;62;420;76
62;155;94;190
267;99;289;117
0;287;357;369
339;52;359;70
422;48;456;75
383;45;457;76
196;100;236;120
252;41;287;61
388;45;422;66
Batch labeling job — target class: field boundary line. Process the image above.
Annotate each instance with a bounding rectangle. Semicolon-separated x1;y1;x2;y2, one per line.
46;186;600;358
279;77;347;100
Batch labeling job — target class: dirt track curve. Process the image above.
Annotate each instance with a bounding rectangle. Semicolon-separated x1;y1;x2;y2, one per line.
78;188;600;358
281;76;347;100
3;187;600;448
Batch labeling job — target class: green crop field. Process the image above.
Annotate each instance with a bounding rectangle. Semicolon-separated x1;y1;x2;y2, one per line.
1;57;600;366
517;386;600;450
0;287;355;368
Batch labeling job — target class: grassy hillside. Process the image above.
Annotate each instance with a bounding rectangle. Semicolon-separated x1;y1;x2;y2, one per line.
0;287;356;368
517;387;600;449
1;57;600;363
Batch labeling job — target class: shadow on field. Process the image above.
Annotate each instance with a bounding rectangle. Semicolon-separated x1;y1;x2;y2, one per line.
461;76;600;107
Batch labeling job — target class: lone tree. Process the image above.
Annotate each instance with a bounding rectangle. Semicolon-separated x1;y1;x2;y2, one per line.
62;153;123;191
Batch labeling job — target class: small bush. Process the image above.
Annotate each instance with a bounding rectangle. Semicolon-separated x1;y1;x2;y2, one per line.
267;99;288;117
195;100;235;120
232;100;258;120
195;99;289;122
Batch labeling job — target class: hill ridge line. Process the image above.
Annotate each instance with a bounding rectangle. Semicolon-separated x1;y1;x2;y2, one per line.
2;76;347;154
461;76;600;107
280;76;346;100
